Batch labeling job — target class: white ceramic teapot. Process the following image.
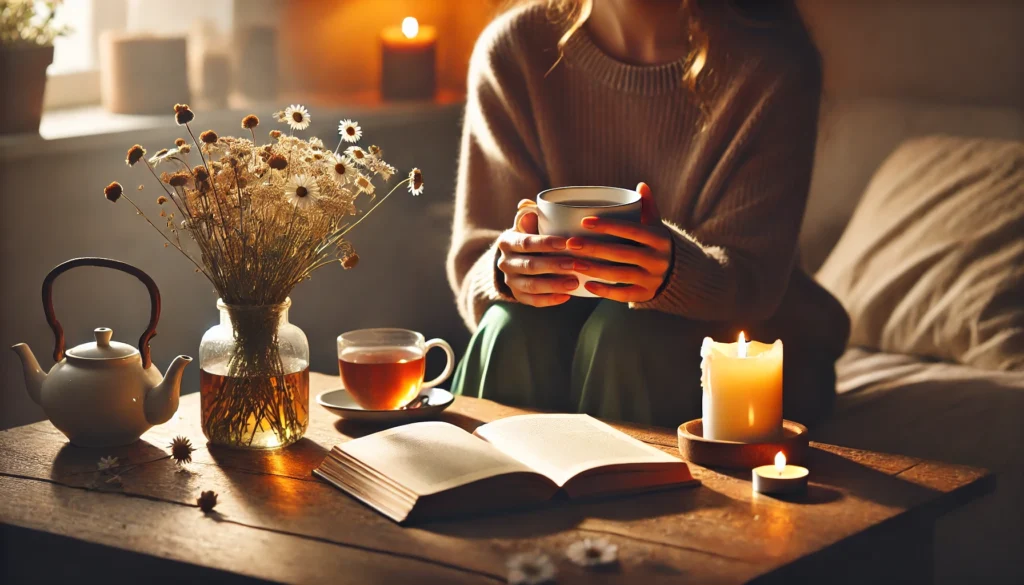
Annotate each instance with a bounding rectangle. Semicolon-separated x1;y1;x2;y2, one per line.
11;258;192;448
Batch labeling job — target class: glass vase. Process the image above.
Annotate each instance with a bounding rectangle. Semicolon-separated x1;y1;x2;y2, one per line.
199;298;309;449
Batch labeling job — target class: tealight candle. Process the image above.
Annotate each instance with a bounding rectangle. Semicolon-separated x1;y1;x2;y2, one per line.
380;17;437;101
700;332;783;443
753;452;808;494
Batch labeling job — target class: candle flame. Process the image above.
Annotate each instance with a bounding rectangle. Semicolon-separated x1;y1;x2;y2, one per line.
775;451;786;472
401;17;419;39
737;331;748;358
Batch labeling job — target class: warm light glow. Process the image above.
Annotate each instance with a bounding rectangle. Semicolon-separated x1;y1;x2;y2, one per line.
401;17;419;39
775;451;786;473
737;331;748;358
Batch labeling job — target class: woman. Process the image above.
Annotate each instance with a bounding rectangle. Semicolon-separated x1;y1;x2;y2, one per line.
446;0;850;428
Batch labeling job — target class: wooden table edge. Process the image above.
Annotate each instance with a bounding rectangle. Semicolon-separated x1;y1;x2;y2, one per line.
0;380;998;585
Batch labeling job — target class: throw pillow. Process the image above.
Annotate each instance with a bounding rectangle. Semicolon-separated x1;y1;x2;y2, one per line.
816;135;1023;370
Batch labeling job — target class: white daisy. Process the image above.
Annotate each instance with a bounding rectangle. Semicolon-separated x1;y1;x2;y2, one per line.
148;147;180;167
308;136;324;150
284;174;321;209
566;538;618;567
507;551;556;585
345;145;369;166
202;143;226;162
97;456;119;471
273;110;287;123
331;156;358;184
338;119;362;143
367;158;396;181
354;174;375;196
407;168;424;195
283;104;311;130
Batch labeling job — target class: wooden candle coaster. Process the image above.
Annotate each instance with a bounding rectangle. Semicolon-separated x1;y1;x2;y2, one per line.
677;419;809;470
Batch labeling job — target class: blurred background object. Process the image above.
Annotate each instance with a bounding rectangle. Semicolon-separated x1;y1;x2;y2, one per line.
99;31;189;114
0;0;68;135
233;24;277;102
380;16;437;101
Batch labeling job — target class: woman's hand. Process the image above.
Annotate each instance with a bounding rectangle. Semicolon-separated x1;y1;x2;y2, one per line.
569;182;672;303
496;200;579;307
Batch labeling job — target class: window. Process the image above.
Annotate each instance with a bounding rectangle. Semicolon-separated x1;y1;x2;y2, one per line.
44;0;234;110
50;0;96;74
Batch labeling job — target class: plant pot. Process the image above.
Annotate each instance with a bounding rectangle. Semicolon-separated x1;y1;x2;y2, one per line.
0;44;53;135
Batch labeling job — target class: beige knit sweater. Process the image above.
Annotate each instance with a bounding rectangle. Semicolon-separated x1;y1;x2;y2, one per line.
447;4;849;355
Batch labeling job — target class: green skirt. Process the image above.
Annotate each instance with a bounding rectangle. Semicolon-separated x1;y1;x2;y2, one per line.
451;299;837;428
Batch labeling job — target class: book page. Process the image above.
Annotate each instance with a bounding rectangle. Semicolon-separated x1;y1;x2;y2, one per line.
338;421;536;496
475;414;680;487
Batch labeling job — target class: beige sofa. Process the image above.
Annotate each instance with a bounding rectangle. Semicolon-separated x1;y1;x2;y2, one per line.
795;2;1023;583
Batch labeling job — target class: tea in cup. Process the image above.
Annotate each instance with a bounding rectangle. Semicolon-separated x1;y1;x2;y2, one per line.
516;186;642;297
337;328;455;410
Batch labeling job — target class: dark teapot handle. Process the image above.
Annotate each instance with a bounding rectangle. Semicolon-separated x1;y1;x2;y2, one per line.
42;258;161;369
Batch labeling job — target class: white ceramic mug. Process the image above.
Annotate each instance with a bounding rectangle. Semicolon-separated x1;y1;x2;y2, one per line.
515;186;643;298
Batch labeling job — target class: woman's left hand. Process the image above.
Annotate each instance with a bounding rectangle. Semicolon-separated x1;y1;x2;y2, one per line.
569;182;673;303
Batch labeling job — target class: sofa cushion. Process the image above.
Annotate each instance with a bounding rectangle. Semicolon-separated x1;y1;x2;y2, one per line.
817;348;1024;585
816;135;1024;370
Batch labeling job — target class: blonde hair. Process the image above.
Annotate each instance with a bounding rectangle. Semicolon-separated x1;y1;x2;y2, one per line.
508;0;809;94
541;0;706;89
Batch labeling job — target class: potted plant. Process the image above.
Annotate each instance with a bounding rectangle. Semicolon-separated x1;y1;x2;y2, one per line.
0;1;68;135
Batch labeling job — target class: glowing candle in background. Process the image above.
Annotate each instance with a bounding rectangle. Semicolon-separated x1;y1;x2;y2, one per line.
380;17;437;101
700;332;783;443
401;16;418;39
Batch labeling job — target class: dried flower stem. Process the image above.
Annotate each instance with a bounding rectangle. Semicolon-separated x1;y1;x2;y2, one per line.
185;123;240;281
120;193;211;279
112;104;421;448
338;178;409;239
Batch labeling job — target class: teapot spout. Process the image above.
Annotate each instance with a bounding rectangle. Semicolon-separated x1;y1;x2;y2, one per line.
144;355;193;425
11;344;46;406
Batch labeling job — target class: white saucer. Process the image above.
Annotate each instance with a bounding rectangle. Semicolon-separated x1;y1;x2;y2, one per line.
316;387;455;424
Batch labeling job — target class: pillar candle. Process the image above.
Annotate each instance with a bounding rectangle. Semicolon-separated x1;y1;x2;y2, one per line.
100;32;190;115
200;52;231;109
234;26;278;102
700;333;783;443
380;17;436;101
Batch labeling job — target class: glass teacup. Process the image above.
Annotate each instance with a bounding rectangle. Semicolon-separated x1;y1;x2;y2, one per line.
337;328;454;410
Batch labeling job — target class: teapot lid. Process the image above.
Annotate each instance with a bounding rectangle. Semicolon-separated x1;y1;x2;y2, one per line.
65;328;139;361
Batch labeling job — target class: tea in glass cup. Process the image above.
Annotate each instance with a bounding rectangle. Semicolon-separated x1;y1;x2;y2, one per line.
337;328;455;410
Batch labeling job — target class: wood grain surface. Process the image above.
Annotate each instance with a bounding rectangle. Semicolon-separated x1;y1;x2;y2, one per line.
0;373;994;584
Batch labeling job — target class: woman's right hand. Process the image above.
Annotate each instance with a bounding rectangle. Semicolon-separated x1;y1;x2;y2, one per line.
496;200;579;307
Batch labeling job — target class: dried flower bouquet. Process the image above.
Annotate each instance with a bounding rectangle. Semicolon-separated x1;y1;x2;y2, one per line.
106;104;423;447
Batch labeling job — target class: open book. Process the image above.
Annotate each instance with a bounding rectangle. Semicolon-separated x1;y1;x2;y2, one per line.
314;414;697;523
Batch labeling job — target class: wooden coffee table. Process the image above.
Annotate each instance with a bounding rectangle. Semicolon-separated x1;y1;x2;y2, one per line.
0;373;993;584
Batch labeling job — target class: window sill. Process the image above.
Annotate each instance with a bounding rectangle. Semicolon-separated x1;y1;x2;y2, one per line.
0;90;465;161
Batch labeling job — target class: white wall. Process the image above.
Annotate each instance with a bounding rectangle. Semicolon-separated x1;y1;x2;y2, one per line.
798;0;1024;271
